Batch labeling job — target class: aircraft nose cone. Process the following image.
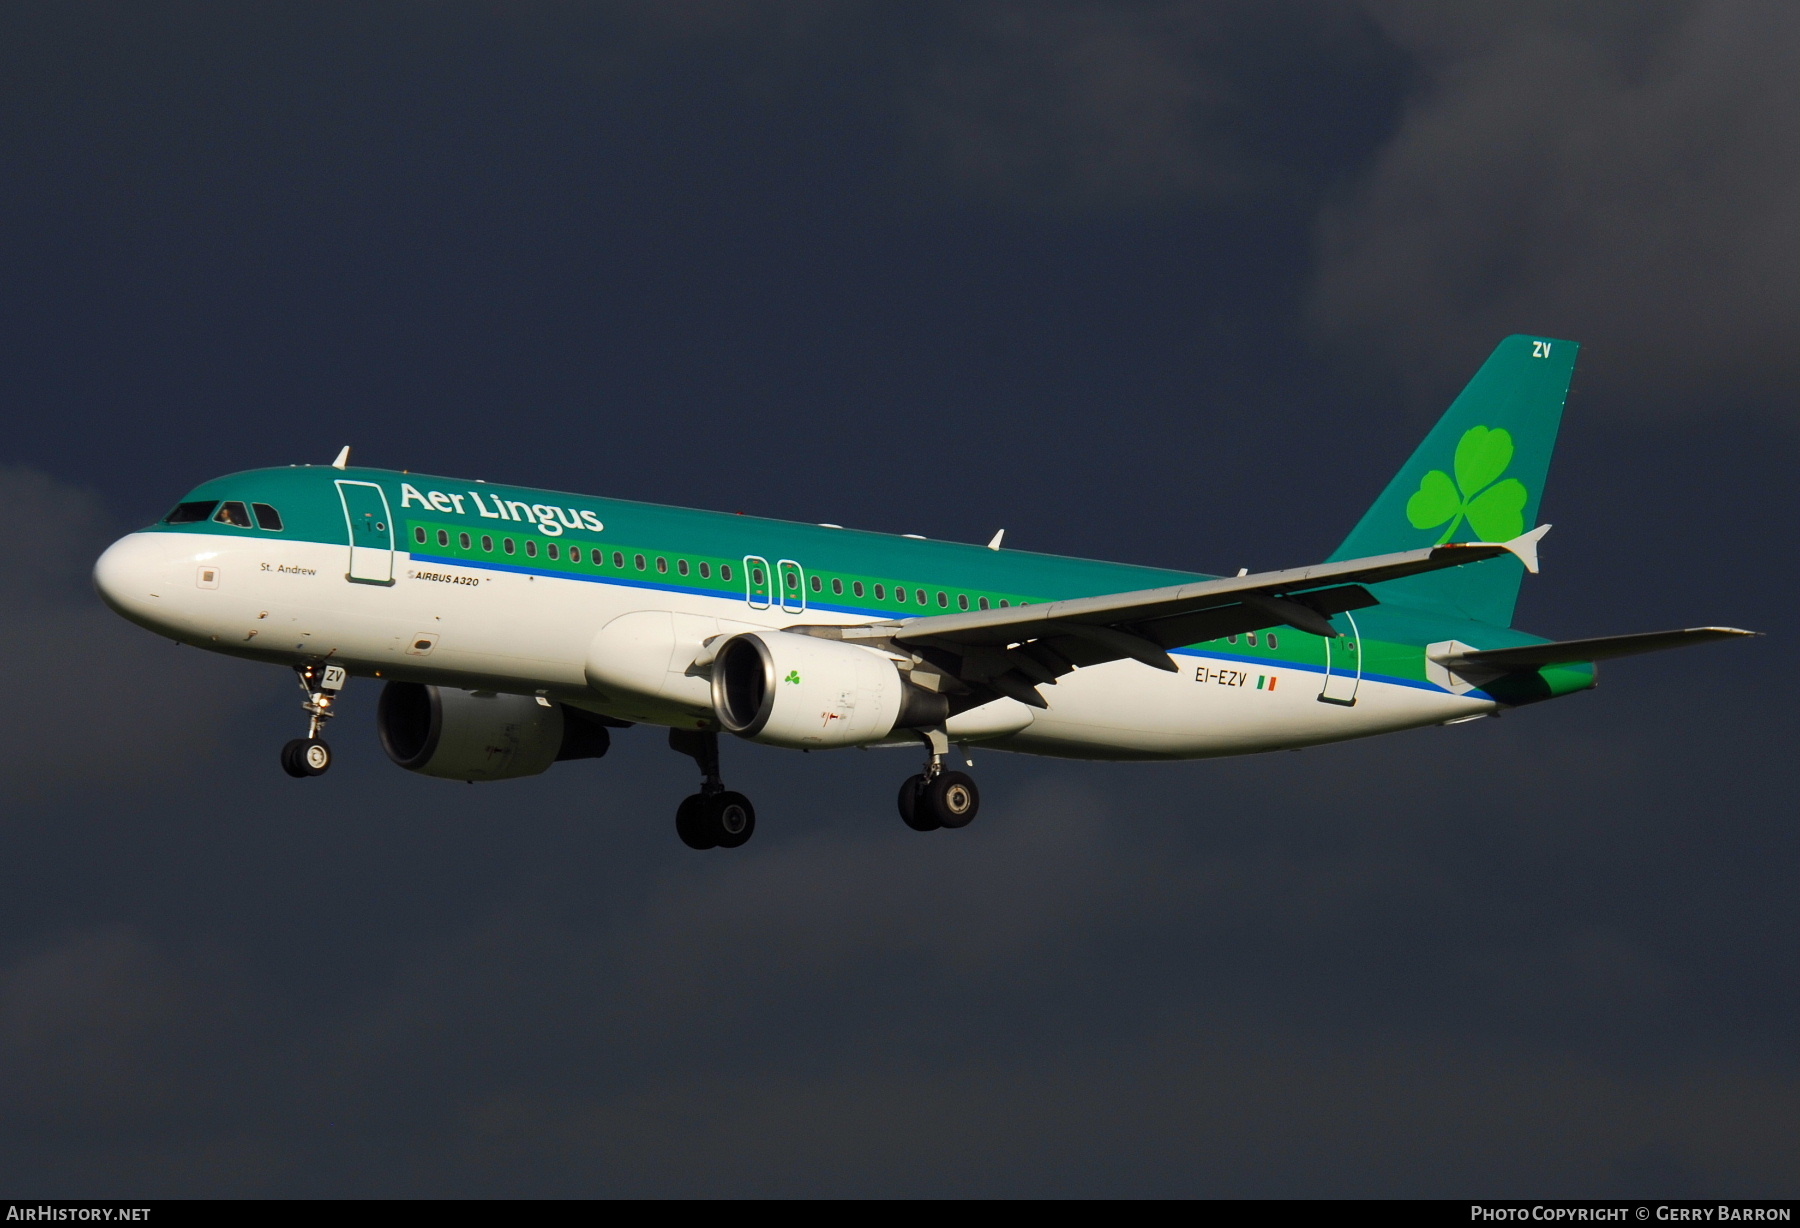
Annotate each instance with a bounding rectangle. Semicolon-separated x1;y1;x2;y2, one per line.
93;532;171;629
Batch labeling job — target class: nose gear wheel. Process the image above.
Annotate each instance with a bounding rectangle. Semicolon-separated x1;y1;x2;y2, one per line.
281;737;332;778
282;663;345;777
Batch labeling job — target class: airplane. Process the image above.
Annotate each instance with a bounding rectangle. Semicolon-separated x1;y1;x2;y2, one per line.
94;336;1752;850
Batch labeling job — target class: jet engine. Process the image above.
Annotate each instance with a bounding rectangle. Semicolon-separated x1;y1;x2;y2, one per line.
377;682;612;781
711;630;944;749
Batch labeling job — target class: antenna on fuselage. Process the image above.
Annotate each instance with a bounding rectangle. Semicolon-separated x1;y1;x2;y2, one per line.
987;529;1005;551
330;446;351;470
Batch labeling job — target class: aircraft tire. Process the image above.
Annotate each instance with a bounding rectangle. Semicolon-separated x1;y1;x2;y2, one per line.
925;771;979;829
282;738;331;778
711;792;756;849
898;774;939;831
676;794;717;850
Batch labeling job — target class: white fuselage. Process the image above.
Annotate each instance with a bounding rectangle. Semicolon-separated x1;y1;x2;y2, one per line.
95;530;1496;761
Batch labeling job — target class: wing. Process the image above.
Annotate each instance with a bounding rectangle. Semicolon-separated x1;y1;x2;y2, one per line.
793;528;1550;711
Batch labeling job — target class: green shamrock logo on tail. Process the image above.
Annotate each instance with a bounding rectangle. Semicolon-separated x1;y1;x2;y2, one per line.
1406;424;1528;544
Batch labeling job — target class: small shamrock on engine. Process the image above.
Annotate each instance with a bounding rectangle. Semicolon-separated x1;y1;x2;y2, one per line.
784;670;801;685
1406;424;1528;545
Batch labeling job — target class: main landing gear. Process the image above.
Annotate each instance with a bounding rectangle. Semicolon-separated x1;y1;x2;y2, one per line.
897;727;980;832
281;662;346;778
669;729;756;851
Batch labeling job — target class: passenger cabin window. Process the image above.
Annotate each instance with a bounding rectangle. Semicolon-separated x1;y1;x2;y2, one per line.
214;501;253;528
699;562;710;579
635;555;646;571
978;597;989;610
958;594;969;610
613;552;624;568
853;581;864;597
832;578;843;595
872;584;883;600
811;575;822;592
460;532;471;549
1267;633;1279;649
251;503;283;531
916;589;927;605
1247;632;1257;647
504;539;516;555
437;530;449;547
678;559;689;576
481;536;492;552
165;501;218;524
570;547;581;563
656;557;667;573
936;591;947;607
547;544;559;560
721;564;733;582
414;527;427;544
894;587;905;603
526;541;538;557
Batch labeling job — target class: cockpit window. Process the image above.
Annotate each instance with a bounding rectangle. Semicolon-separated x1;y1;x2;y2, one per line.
213;501;253;528
165;501;218;524
251;503;283;531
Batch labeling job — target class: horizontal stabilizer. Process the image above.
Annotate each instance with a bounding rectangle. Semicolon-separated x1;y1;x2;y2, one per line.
1439;626;1756;670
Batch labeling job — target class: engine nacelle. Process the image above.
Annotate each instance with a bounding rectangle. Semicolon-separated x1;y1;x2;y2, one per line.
377;682;611;781
712;631;935;749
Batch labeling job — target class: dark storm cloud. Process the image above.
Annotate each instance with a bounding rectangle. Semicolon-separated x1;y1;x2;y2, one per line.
0;469;260;802
5;702;1794;1194
506;0;1393;214
901;2;1255;210
1309;1;1800;417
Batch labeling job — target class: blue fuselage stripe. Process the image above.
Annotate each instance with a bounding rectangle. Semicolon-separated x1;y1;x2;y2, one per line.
405;551;1466;698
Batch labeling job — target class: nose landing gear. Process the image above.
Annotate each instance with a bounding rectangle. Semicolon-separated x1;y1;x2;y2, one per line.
281;662;346;778
897;727;980;831
669;729;756;850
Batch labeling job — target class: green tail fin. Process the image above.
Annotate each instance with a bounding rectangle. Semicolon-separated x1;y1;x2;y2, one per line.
1328;335;1577;627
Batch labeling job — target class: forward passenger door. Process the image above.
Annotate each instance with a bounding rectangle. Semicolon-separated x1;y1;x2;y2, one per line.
336;480;395;585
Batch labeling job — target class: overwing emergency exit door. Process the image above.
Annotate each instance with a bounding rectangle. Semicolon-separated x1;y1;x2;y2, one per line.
744;556;772;609
777;560;805;614
336;480;395;585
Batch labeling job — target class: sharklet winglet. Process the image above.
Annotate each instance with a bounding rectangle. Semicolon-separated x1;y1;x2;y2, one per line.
1501;523;1550;574
1464;523;1551;574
